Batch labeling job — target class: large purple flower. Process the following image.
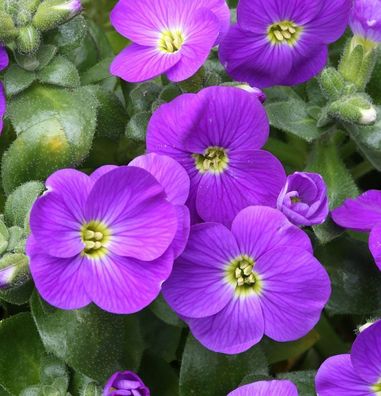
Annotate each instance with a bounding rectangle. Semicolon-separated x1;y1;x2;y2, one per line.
332;190;381;271
109;0;230;83
228;380;298;396
147;86;286;226
316;320;381;395
104;371;149;396
0;46;9;134
163;206;331;354
219;0;351;88
277;172;329;227
27;163;187;314
350;0;381;42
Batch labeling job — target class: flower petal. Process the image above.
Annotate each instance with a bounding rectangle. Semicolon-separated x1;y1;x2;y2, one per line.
84;250;173;314
0;47;9;71
231;206;313;259
110;43;181;83
315;355;372;396
162;223;238;318
332;190;381;232
228;380;298;396
90;165;118;183
369;225;381;271
185;294;264;354
170;205;191;258
85;166;178;261
255;247;331;342
129;153;190;205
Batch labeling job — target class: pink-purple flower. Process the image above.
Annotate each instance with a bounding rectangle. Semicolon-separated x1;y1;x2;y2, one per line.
109;0;230;83
277;172;329;227
219;0;352;88
0;46;9;134
228;380;298;396
316;320;381;395
332;190;381;271
350;0;381;42
104;371;149;396
163;206;331;354
27;158;190;314
147;86;286;226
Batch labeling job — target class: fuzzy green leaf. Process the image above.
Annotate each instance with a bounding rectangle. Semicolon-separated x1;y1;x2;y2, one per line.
4;65;36;96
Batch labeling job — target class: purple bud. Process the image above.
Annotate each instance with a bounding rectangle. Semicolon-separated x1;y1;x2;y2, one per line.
237;84;267;103
0;265;16;289
103;371;150;396
277;172;329;227
350;0;381;42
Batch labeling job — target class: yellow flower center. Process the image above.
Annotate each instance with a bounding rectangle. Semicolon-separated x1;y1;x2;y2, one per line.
372;382;381;395
225;255;263;297
158;30;184;53
267;20;302;46
81;221;110;259
193;146;229;174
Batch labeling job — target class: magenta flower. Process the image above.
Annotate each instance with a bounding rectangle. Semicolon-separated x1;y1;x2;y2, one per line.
350;0;381;42
163;206;331;354
316;320;381;395
277;172;329;227
219;0;351;88
0;46;9;134
104;371;149;396
109;0;230;83
332;190;381;270
27;165;185;314
147;86;286;226
228;380;298;396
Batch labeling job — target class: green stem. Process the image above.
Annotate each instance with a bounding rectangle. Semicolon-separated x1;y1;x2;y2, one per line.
265;138;306;170
352;161;374;180
339;140;357;160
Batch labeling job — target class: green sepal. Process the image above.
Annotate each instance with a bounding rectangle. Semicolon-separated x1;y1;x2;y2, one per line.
0;11;18;43
319;67;345;100
16;25;41;54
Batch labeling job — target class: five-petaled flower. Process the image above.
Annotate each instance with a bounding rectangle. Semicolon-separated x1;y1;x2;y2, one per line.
110;0;230;83
163;206;331;354
219;0;352;88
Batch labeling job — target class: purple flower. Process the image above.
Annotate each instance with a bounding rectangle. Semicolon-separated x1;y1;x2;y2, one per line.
27;164;187;314
277;172;329;227
316;320;381;395
332;190;381;270
0;46;9;134
0;266;16;289
104;371;149;396
219;0;351;88
162;206;331;354
109;0;230;83
228;380;298;396
147;86;286;226
350;0;381;42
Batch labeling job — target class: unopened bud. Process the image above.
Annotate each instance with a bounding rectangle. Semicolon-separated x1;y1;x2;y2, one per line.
16;25;41;54
237;84;266;103
0;11;18;43
0;254;28;290
22;0;42;13
319;67;345;100
33;0;82;32
328;94;377;125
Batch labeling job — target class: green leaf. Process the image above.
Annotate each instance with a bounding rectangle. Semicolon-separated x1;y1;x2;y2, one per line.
150;294;185;328
3;85;97;194
30;293;144;382
344;107;381;171
125;111;150;143
180;335;268;396
316;236;381;315
264;86;302;103
4;65;36;96
0;279;34;306
266;99;321;142
278;371;316;396
0;313;45;395
4;181;45;227
128;83;161;115
37;56;80;88
80;57;113;85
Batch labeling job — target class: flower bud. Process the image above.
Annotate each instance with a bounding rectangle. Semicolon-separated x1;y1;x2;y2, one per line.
319;67;345;100
0;11;18;43
33;0;82;32
328;94;377;125
350;0;381;43
0;254;29;290
16;25;41;54
103;371;150;396
236;84;266;103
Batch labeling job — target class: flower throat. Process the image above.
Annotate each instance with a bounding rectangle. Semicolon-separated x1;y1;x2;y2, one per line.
268;20;302;45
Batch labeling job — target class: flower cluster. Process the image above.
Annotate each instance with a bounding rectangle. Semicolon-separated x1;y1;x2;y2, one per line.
0;47;8;134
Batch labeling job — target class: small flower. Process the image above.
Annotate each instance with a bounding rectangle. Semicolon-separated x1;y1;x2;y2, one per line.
228;380;298;396
277;172;329;227
163;206;331;354
332;190;381;270
316;320;381;395
147;86;286;226
0;46;9;135
109;0;230;83
104;371;149;396
27;165;185;314
350;0;381;42
219;0;351;88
